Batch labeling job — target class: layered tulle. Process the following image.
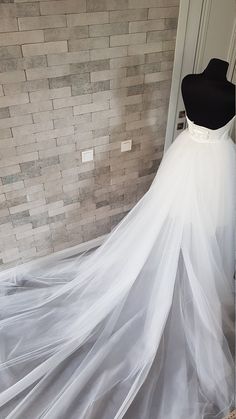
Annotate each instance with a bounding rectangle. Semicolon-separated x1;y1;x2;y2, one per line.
0;116;235;419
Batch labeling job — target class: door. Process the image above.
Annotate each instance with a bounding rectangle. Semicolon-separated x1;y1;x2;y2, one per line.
165;0;236;151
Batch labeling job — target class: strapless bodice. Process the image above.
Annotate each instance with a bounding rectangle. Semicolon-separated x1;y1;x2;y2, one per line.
186;114;235;143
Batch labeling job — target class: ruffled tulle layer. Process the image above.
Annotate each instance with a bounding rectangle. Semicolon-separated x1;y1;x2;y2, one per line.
0;127;235;418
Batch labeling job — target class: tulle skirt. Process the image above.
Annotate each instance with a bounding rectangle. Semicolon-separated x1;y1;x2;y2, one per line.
0;127;235;419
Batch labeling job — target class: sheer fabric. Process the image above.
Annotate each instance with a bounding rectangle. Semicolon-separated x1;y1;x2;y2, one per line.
0;115;235;419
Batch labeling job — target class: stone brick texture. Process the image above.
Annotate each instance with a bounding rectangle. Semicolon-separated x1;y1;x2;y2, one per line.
0;0;179;269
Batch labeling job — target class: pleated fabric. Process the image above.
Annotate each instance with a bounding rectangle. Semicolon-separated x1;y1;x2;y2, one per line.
0;115;235;419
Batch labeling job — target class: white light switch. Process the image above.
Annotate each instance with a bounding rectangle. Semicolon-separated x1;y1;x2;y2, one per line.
121;139;132;152
81;149;94;162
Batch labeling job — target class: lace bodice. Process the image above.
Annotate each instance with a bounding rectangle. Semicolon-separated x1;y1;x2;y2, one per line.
186;114;235;143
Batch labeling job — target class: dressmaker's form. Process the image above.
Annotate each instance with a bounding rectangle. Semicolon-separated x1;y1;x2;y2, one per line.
181;58;235;129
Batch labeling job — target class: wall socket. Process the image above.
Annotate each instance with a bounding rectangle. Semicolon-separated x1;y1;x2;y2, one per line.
81;149;94;162
121;139;132;152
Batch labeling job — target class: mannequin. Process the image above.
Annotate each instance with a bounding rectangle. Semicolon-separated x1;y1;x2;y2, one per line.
181;58;236;129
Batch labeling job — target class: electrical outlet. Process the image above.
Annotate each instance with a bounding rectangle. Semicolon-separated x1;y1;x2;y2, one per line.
81;149;94;163
121;139;132;152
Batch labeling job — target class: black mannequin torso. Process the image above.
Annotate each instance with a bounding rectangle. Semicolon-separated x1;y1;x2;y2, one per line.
181;58;235;130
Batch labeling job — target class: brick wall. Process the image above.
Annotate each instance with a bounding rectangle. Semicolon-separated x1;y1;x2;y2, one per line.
0;0;179;269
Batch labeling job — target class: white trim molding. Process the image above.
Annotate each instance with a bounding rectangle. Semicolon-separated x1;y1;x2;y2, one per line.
227;17;236;81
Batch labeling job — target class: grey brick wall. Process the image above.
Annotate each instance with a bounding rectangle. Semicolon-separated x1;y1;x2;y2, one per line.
0;0;179;269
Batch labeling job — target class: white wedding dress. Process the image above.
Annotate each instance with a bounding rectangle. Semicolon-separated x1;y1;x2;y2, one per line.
0;114;235;419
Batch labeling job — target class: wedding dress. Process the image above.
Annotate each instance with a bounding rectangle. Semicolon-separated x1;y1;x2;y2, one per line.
0;114;235;419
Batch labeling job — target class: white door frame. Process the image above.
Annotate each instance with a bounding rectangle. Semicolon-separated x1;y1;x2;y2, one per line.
164;0;204;152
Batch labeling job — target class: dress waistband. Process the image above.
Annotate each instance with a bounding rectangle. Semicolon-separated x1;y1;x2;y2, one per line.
186;115;234;143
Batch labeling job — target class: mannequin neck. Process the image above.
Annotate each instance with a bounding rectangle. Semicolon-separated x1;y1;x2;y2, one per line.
201;58;229;81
